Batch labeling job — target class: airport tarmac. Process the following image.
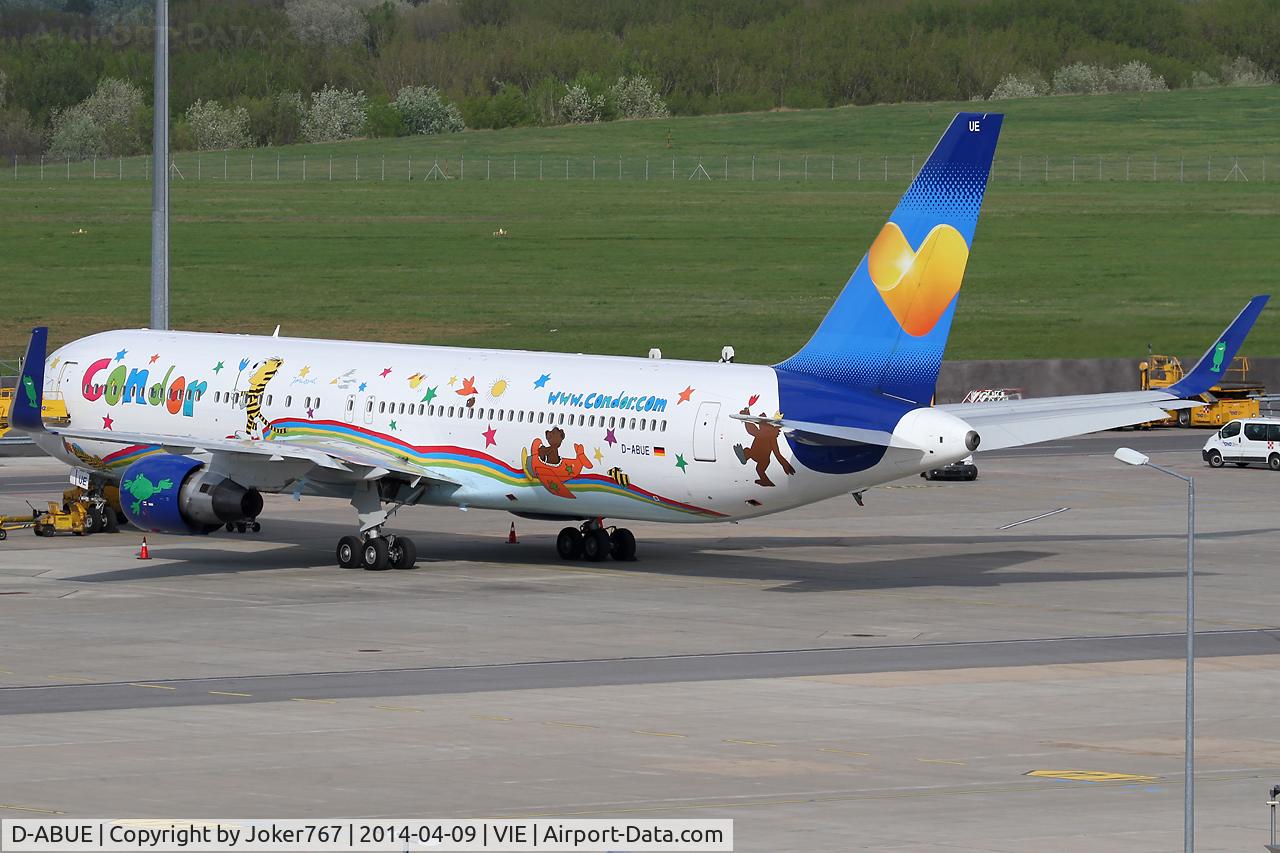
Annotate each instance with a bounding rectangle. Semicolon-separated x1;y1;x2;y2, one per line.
1;430;1277;851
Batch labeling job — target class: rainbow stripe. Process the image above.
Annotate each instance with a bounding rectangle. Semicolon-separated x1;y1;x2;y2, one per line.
102;443;161;470
266;418;722;519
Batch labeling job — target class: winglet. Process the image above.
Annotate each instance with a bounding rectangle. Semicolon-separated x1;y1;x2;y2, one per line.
1168;296;1269;397
10;327;48;433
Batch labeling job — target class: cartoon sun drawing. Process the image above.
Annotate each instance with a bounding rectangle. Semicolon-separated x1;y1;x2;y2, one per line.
489;378;509;398
522;427;593;498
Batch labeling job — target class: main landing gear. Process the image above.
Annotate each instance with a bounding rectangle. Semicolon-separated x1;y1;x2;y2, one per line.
556;519;637;562
337;480;418;571
336;532;417;571
225;520;262;534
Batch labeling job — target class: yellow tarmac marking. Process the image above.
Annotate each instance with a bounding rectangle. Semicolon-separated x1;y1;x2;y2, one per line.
290;698;337;704
724;738;778;748
0;803;64;815
373;705;422;713
127;683;175;690
918;758;967;766
472;715;513;721
0;669;14;674
1025;769;1158;783
819;748;871;757
47;675;94;682
633;730;687;738
208;691;252;698
544;721;597;729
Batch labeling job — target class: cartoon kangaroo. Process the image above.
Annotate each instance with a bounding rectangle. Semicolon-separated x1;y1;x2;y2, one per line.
733;407;796;487
243;357;284;437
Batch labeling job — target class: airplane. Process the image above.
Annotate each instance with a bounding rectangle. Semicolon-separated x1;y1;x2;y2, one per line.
8;112;1269;570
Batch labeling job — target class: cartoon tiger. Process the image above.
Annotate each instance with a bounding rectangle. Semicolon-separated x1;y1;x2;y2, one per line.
243;357;284;437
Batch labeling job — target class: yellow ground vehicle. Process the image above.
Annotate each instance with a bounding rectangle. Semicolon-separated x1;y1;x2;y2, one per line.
0;386;71;439
32;500;91;536
0;509;38;540
1140;354;1263;427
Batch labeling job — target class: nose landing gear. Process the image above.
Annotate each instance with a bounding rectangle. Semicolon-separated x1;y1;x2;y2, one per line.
557;519;636;562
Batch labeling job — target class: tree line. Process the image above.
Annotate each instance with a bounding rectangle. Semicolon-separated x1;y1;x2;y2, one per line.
2;0;1278;159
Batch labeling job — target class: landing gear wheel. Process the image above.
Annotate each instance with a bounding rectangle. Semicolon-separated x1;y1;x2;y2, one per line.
609;527;637;561
1207;450;1223;468
556;527;584;560
104;510;119;533
84;507;103;534
235;521;247;534
336;535;362;568
362;537;390;571
390;536;417;570
1270;454;1280;472
225;522;235;532
583;528;612;562
250;521;261;533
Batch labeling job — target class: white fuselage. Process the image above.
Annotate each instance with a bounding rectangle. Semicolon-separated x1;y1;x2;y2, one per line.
41;330;973;524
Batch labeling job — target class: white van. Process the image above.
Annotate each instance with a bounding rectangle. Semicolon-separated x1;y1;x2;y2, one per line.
1202;418;1280;470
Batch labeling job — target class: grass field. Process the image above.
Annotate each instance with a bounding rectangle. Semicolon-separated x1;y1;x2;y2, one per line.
2;88;1279;362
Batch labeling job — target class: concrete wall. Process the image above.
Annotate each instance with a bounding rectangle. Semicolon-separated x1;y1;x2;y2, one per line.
936;357;1280;403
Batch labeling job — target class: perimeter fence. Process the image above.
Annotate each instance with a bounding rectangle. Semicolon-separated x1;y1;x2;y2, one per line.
5;152;1278;185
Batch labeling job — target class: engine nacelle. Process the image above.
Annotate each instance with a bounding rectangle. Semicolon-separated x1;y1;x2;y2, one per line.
119;455;263;535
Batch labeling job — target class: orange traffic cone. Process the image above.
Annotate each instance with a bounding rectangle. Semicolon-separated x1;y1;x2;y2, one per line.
137;537;151;560
507;522;519;544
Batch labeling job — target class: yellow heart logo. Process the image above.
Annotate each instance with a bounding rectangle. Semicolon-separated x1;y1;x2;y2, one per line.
867;221;970;337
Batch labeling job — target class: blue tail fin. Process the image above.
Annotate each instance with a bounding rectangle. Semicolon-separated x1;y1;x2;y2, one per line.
11;327;48;433
1168;295;1269;397
777;112;1002;405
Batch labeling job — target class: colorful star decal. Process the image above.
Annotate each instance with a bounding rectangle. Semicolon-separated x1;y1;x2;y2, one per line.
306;407;315;418
389;420;397;431
421;386;438;404
604;428;617;446
298;365;311;378
677;386;694;404
213;361;224;373
102;414;114;430
50;357;60;370
448;376;458;386
408;372;425;389
149;353;160;365
593;447;603;463
674;453;688;472
358;382;367;392
380;367;392;378
482;424;498;447
533;373;551;389
114;349;127;362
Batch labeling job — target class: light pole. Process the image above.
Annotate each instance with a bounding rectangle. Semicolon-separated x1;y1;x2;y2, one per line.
150;0;169;331
1114;446;1195;853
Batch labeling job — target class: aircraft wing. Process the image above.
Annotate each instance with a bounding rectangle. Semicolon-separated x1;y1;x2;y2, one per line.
49;425;461;484
938;296;1269;451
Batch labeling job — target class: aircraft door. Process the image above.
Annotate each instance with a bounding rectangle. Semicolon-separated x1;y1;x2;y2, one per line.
344;394;356;423
55;361;78;397
693;401;720;462
363;396;376;425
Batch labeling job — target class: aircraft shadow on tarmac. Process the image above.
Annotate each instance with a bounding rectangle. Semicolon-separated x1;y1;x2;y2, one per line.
57;514;1248;592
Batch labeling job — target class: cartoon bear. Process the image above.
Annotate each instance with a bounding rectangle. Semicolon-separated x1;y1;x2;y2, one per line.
526;427;593;498
538;426;566;465
733;407;796;487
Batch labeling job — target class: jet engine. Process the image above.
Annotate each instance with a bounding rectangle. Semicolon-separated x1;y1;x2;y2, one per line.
118;455;263;534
